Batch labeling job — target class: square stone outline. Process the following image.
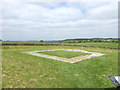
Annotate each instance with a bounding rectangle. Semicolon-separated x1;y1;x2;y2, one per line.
24;49;104;63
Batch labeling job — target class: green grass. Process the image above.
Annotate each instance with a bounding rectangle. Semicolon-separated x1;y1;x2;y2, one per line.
2;41;59;45
2;45;118;88
38;50;90;58
62;42;118;48
2;41;118;49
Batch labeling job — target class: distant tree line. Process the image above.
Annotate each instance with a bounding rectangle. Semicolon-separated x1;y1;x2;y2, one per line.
63;39;119;43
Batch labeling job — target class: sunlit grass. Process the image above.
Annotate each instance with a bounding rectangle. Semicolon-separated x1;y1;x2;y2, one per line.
38;50;90;58
2;45;118;88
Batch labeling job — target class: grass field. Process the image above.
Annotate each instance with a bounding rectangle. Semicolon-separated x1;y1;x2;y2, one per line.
38;50;90;59
2;45;118;88
61;42;118;49
2;41;118;49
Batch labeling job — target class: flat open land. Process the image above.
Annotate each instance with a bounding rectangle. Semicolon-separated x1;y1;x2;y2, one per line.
2;45;118;88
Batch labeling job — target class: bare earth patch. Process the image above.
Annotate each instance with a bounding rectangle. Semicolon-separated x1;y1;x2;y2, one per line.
24;49;104;63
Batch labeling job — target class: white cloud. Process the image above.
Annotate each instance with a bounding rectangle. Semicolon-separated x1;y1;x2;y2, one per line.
86;3;117;20
2;2;118;40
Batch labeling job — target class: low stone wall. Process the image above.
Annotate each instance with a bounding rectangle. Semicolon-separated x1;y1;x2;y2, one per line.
24;49;104;63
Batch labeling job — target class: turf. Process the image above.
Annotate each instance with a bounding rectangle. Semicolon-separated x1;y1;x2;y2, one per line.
38;50;91;58
2;45;118;88
62;42;118;48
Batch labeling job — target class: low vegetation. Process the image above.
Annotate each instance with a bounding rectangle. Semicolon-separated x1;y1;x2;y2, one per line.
38;50;91;59
2;44;118;88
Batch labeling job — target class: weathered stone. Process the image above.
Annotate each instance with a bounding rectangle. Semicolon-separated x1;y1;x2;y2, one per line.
24;49;104;63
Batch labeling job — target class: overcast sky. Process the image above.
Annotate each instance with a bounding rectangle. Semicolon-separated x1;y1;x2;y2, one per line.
2;1;118;41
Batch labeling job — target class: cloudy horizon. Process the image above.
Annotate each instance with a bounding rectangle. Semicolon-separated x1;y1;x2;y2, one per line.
2;2;118;41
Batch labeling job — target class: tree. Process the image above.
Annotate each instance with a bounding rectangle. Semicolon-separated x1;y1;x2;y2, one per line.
40;40;44;43
78;40;82;43
93;40;97;42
